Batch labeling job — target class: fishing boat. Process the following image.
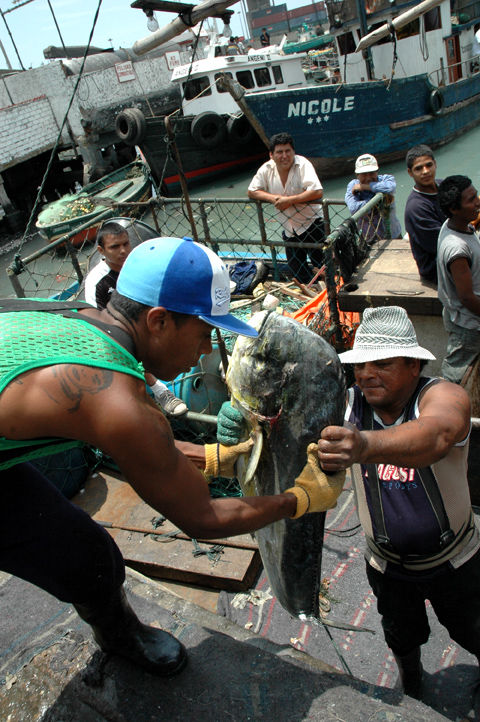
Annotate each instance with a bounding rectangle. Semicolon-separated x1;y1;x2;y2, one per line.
114;28;310;194
241;0;480;177
35;161;152;246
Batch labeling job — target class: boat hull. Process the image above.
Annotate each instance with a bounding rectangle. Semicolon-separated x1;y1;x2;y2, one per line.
133;116;268;194
244;73;480;177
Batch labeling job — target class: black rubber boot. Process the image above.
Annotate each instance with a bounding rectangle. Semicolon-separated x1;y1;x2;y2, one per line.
394;647;423;698
74;586;187;676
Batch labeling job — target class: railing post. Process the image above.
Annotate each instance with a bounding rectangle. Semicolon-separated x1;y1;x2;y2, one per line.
323;244;344;352
65;241;84;285
254;199;280;281
6;263;25;297
199;201;217;252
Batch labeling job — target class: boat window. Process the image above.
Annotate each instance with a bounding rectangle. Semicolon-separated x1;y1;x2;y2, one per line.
183;76;212;100
425;7;441;31
272;65;284;83
214;72;233;92
254;67;272;86
236;70;255;88
214;46;227;57
366;22;392;46
397;18;420;40
337;31;356;56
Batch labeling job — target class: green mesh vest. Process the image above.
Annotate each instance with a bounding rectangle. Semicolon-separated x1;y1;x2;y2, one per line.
0;309;145;470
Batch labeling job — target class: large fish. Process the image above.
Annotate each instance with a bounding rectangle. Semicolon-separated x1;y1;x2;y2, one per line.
226;310;346;619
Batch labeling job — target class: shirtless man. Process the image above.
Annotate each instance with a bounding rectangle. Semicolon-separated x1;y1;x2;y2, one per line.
0;237;344;677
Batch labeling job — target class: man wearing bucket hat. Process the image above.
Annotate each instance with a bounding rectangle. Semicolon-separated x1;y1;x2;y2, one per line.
318;305;479;698
345;153;402;243
0;236;343;678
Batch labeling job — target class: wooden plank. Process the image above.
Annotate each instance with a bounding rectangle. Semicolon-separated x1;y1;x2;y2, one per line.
74;471;258;550
108;529;262;591
338;237;442;315
72;469;261;590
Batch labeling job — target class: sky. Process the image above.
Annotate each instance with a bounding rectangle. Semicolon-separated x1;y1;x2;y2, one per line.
0;0;310;70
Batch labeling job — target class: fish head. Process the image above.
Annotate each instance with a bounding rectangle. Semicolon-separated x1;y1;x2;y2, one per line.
227;310;346;450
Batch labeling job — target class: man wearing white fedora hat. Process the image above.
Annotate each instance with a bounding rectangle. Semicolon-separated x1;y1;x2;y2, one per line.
318;305;479;698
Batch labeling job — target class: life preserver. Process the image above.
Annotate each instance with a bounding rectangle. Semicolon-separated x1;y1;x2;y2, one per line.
227;114;254;146
190;112;226;149
429;88;444;116
115;108;146;145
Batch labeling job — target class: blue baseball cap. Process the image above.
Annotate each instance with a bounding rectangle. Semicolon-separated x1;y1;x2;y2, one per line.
116;237;258;337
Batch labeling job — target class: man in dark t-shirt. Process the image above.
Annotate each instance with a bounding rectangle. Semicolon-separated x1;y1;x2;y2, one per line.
260;28;270;47
404;144;446;284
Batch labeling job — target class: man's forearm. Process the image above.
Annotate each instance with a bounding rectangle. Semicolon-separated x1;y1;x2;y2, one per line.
175;440;205;468
248;189;277;204
187;494;297;539
357;420;458;468
457;292;480;317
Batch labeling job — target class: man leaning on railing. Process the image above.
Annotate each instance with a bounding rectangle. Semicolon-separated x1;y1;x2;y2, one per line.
247;131;326;289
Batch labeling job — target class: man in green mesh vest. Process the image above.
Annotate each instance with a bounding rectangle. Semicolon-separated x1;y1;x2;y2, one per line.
0;236;345;677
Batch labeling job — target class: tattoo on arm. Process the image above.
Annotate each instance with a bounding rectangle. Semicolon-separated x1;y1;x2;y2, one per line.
51;366;114;412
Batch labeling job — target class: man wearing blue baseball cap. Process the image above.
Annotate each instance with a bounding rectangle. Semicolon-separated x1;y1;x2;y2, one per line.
0;237;343;678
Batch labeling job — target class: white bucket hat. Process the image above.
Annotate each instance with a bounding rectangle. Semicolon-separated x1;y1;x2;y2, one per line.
338;306;436;364
355;153;379;174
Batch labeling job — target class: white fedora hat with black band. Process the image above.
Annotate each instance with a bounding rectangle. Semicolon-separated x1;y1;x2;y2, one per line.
338;306;436;364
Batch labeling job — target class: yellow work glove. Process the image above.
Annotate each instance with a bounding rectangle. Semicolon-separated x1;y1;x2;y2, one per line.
204;440;254;479
286;443;346;518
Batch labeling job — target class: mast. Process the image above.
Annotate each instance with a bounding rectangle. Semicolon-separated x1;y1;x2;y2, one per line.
355;0;374;79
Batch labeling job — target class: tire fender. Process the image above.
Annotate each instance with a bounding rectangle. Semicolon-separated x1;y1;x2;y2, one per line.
227;114;254;146
429;88;444;116
190;112;226;149
115;108;146;145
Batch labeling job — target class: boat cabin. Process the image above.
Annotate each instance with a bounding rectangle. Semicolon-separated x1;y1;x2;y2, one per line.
326;0;480;86
170;38;308;117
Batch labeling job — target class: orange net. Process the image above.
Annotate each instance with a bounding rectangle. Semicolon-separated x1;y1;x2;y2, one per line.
288;285;360;350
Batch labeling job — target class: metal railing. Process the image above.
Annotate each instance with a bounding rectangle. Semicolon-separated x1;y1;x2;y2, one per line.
428;53;480;88
5;191;391;301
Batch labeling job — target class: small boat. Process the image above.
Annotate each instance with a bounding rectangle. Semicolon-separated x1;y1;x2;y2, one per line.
283;28;335;55
35;161;152;246
242;0;480;178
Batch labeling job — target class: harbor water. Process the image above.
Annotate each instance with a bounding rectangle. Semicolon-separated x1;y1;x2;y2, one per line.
194;121;480;213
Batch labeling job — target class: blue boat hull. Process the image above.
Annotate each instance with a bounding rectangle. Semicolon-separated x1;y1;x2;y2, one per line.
244;72;480;176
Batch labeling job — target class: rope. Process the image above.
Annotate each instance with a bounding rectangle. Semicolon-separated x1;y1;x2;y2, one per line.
322;622;353;675
155;22;205;190
17;0;104;254
419;15;429;62
386;21;398;90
